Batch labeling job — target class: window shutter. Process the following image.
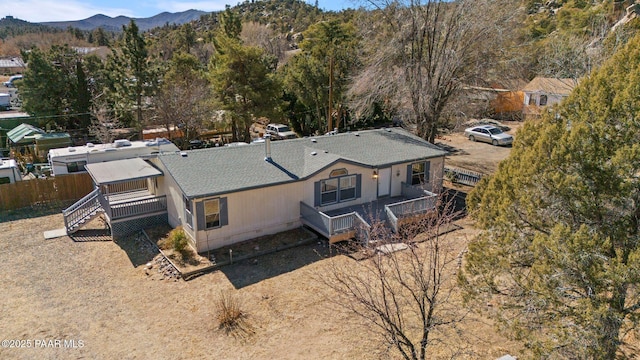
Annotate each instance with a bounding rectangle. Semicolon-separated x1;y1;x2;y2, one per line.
406;164;412;184
314;181;321;206
425;161;431;183
196;201;205;231
355;174;362;198
220;197;228;226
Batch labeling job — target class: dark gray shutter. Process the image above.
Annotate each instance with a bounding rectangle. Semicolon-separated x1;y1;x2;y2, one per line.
425;161;431;183
406;164;412;184
220;197;228;226
196;200;205;231
355;174;362;198
314;181;321;206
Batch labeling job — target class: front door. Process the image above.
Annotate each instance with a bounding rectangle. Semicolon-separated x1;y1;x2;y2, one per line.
377;167;391;197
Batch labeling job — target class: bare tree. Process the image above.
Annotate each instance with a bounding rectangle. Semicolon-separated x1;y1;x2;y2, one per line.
348;0;521;142
89;102;119;144
318;202;470;360
241;22;289;68
150;52;212;146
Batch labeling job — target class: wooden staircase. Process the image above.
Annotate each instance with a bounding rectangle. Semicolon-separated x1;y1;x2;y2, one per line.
63;188;105;234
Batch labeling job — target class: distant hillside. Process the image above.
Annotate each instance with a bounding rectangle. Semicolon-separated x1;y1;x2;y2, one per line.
40;9;208;32
0;16;61;40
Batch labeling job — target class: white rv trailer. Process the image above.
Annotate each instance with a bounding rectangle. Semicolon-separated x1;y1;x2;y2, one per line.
48;138;179;176
0;158;21;184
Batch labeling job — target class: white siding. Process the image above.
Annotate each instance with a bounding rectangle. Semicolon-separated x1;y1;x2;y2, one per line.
155;155;446;253
194;182;303;252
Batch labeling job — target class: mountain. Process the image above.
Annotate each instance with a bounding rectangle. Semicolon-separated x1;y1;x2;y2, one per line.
40;9;208;32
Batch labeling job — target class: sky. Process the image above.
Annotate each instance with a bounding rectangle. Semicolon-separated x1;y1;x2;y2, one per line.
1;0;354;23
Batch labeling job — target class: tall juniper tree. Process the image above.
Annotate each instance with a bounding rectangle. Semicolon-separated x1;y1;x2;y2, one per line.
462;33;640;359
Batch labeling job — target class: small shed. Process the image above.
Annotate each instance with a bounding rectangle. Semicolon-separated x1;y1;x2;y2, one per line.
6;123;45;148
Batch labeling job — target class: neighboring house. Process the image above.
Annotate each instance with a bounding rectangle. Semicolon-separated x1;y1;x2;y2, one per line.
522;77;577;118
0;57;26;76
63;128;448;252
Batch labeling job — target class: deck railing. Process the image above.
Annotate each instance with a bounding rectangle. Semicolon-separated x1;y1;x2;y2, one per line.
385;205;399;233
63;188;102;232
300;202;359;236
386;193;437;219
353;212;371;245
107;179;147;194
110;195;167;220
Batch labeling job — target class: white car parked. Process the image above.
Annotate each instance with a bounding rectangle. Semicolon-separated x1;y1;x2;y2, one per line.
464;125;513;146
3;75;23;88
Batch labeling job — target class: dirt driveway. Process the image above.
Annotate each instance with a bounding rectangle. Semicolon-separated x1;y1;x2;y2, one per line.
438;120;521;174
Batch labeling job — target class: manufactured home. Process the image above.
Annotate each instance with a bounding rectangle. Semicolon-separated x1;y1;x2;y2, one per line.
48;138;179;176
64;128;448;252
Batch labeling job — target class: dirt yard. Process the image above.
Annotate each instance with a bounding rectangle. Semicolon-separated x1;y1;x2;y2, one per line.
0;212;522;360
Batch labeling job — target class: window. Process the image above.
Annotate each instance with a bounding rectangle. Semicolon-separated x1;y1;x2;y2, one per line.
66;161;87;173
204;198;221;229
0;177;10;184
539;94;548;106
321;178;338;204
316;174;361;206
196;197;228;231
184;197;193;228
411;162;430;185
330;168;348;177
528;95;536;106
339;176;356;201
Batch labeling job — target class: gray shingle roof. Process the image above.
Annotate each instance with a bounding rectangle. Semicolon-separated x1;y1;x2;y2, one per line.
159;128;447;198
86;158;162;185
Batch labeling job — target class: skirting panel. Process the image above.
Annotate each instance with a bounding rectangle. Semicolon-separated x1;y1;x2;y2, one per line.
111;213;168;239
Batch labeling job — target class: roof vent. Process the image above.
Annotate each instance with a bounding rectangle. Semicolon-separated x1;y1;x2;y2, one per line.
264;133;272;161
311;138;317;143
68;147;76;152
86;142;94;147
311;151;317;156
385;128;391;132
180;152;188;157
324;150;328;153
354;132;359;136
114;139;131;148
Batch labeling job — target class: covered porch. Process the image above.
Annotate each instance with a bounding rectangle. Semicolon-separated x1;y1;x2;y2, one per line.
63;158;168;237
300;182;438;244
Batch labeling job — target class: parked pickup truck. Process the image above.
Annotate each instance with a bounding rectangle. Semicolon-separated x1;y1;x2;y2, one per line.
265;123;297;140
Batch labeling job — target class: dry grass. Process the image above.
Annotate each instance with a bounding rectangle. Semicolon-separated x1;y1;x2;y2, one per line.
0;213;525;360
216;292;255;340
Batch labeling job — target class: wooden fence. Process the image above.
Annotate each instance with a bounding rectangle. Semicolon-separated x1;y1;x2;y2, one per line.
0;173;94;212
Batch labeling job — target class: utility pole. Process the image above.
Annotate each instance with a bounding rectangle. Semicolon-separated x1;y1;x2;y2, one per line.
328;55;334;133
